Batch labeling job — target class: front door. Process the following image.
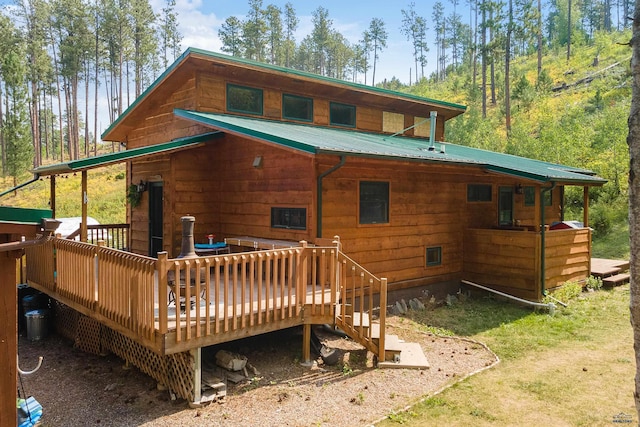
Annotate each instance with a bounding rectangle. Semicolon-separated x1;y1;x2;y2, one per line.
149;182;163;257
498;186;514;226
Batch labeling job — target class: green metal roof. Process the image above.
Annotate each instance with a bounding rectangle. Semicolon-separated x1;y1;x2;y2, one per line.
102;47;466;141
33;132;222;176
174;109;606;185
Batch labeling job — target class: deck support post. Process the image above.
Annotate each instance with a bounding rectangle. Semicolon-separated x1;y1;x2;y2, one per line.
190;347;202;407
301;323;312;366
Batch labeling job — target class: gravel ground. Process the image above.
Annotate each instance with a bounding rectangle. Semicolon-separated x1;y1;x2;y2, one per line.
17;316;497;427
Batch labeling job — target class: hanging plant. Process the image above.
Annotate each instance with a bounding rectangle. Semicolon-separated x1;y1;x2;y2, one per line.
126;184;142;208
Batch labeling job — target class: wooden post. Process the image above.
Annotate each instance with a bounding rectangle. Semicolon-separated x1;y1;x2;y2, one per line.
302;323;311;365
583;186;590;227
0;250;18;427
81;170;88;242
190;347;202;407
50;175;56;217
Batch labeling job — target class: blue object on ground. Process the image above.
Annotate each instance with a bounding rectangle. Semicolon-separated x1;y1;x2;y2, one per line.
17;396;43;427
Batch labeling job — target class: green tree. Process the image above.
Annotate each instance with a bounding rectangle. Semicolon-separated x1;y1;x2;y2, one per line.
265;4;283;65
366;18;387;86
309;6;333;76
401;2;429;83
2;47;34;185
129;0;158;96
282;2;298;68
17;0;52;168
242;0;267;61
159;0;182;68
219;16;244;57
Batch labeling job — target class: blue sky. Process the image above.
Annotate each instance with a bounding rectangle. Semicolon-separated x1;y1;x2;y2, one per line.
152;0;448;84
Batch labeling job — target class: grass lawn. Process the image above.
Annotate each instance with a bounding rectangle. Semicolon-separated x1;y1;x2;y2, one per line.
377;285;635;426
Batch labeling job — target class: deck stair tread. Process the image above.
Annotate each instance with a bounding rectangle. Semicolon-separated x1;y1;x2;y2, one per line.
603;273;630;286
591;258;629;277
351;312;370;328
378;342;430;369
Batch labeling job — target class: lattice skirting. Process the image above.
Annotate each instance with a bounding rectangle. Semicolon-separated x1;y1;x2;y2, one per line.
53;301;195;401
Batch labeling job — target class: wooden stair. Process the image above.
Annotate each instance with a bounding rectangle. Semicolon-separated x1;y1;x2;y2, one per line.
591;258;630;287
352;312;429;369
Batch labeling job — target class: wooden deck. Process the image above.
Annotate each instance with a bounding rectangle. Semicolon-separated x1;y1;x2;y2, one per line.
24;237;386;360
591;257;630;286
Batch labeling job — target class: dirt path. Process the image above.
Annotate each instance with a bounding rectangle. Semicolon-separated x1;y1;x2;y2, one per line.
18;317;497;426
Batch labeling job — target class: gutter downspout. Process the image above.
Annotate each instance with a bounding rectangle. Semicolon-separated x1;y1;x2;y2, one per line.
540;182;557;297
0;218;61;252
0;174;40;198
317;156;346;238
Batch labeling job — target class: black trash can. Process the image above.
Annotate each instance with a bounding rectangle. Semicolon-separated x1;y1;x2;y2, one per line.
25;309;50;341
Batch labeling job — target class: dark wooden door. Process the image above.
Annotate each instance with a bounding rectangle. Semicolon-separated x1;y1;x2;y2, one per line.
149;182;163;257
498;186;514;226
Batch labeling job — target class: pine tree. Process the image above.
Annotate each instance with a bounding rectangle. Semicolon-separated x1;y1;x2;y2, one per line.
283;2;298;68
1;47;33;185
366;18;387;86
219;17;244;57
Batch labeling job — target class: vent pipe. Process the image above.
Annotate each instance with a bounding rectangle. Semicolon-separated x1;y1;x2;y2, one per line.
428;111;437;151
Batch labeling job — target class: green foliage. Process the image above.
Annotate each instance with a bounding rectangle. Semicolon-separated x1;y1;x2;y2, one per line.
585;275;603;291
545;281;583;304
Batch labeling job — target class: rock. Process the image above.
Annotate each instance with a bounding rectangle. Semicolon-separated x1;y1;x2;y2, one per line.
394;300;407;314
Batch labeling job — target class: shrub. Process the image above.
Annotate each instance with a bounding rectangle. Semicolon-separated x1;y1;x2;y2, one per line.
585;275;603;291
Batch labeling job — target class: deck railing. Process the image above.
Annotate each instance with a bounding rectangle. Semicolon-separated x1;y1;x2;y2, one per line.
24;237;385;357
65;223;130;250
336;251;387;362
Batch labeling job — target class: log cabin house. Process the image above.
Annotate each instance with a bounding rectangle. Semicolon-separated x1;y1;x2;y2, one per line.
23;48;606;404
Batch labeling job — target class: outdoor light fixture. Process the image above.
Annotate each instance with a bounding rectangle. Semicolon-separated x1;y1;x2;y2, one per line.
253;155;263;168
137;180;147;192
515;184;523;194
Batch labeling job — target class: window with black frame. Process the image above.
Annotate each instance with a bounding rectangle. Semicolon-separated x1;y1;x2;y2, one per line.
359;181;389;224
330;102;356;127
271;207;307;230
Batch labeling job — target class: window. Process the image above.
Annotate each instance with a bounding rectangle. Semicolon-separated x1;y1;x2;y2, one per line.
359;181;389;224
283;94;313;121
467;184;492;202
524;186;535;206
271;207;307;230
330;102;356;127
524;187;552;206
227;84;263;115
426;247;442;266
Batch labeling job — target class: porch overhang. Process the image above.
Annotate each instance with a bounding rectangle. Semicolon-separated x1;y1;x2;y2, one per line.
32;132;223;176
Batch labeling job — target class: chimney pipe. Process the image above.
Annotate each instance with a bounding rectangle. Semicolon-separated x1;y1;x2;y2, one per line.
178;215;197;258
428;111;437;151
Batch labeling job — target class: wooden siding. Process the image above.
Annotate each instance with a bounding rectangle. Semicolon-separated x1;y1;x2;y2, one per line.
192;69;444;139
463;228;541;300
544;228;591;289
318;156;466;285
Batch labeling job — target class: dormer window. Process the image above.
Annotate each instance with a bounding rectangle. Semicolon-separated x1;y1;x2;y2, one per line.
227;84;263;115
330;102;356;127
283;94;313;122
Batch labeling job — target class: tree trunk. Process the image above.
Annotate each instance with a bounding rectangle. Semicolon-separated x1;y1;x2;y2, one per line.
481;2;487;118
30;80;41;168
0;82;4;173
567;0;572;62
489;9;496;105
505;0;512;133
537;0;542;78
629;0;640;420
